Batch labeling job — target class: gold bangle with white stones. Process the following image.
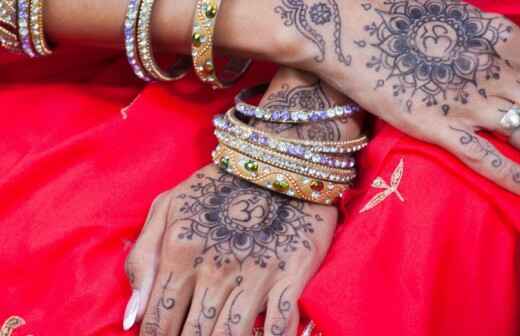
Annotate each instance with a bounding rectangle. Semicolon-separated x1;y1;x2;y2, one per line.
191;0;251;89
215;130;357;183
0;0;20;52
30;0;52;56
213;144;349;205
136;0;191;81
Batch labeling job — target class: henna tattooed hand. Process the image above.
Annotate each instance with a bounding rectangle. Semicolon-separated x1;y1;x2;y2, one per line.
123;165;337;336
277;0;520;194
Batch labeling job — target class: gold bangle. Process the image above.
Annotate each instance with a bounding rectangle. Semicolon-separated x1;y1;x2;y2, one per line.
30;0;52;56
213;144;348;205
220;108;369;154
136;0;191;81
215;130;357;183
191;0;251;89
0;0;20;52
17;0;37;57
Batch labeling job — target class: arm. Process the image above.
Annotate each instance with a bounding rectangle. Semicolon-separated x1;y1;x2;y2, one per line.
43;0;520;195
123;67;360;336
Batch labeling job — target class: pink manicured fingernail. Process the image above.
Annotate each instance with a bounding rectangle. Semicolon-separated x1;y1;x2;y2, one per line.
123;289;140;331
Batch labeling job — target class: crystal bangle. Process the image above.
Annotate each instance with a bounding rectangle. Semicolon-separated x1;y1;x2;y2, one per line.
218;108;369;154
235;83;361;123
214;116;357;170
0;0;20;52
17;0;36;57
213;144;349;205
135;0;191;81
215;130;356;183
30;0;52;56
191;0;251;89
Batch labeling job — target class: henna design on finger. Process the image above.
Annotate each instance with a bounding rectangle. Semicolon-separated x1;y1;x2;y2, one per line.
143;273;175;336
451;126;503;167
366;0;512;112
275;0;351;66
176;173;315;270
450;126;520;185
224;290;243;336
194;288;217;336
271;286;292;336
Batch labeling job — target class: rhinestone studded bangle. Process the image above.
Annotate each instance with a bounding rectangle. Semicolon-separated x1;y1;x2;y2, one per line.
0;0;21;52
17;0;36;57
214;115;356;169
215;130;356;183
125;0;191;82
235;83;361;123
219;108;369;154
191;0;251;89
213;144;348;205
30;0;51;56
124;0;151;81
136;0;191;81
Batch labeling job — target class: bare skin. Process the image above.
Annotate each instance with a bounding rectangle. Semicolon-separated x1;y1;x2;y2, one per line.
43;0;520;194
124;68;358;336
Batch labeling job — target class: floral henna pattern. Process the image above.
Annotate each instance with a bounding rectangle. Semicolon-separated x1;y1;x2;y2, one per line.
364;0;512;111
275;0;351;66
176;173;315;270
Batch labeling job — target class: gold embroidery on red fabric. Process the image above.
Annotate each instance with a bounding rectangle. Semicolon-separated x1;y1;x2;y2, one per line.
360;158;405;213
0;316;25;336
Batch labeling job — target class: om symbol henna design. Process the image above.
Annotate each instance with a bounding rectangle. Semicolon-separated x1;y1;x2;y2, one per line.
366;0;512;109
275;0;351;66
176;173;315;270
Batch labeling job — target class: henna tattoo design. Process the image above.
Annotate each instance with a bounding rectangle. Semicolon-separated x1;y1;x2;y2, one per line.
143;273;176;336
254;82;347;141
194;288;217;336
176;173;315;270
275;0;351;66
365;0;512;111
224;290;243;336
271;286;292;336
450;126;503;168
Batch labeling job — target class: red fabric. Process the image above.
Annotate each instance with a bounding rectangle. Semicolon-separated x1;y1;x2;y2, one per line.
1;2;519;335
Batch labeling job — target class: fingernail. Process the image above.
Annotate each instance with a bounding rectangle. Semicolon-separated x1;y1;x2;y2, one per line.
123;289;140;331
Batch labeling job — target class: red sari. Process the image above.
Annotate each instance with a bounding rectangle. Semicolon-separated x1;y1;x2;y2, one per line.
1;1;519;335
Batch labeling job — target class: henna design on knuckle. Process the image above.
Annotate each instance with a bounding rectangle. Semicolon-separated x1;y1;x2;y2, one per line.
175;173;315;270
194;288;217;336
270;286;292;336
365;0;512;112
275;0;351;66
143;273;176;336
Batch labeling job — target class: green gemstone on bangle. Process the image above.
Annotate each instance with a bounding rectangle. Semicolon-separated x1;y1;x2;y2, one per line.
273;178;290;192
205;4;217;18
244;160;258;173
220;157;230;169
192;32;203;47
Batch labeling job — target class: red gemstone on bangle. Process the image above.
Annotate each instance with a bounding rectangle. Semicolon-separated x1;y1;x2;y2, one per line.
310;180;324;192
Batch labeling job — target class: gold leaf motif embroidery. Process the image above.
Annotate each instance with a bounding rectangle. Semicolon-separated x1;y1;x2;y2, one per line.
360;159;405;213
0;316;25;336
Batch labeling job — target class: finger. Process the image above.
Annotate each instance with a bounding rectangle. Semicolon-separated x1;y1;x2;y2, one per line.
263;283;300;336
474;95;515;137
139;270;195;336
212;286;266;336
124;192;172;330
511;128;520;149
180;283;233;336
495;15;520;64
439;124;520;195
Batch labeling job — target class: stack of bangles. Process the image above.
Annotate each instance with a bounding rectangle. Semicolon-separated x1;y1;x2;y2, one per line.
3;0;251;89
212;85;369;205
0;0;52;56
